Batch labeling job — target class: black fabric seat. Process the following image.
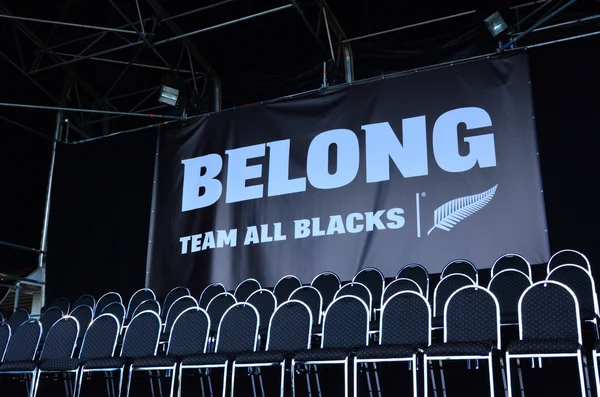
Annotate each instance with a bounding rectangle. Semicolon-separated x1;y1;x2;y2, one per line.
39;358;84;371
182;352;230;365
427;341;495;356
0;361;38;371
356;344;422;359
236;351;287;364
84;357;126;369
507;339;581;355
131;356;178;367
295;348;351;361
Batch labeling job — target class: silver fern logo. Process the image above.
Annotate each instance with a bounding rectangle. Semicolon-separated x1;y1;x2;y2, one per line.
427;184;498;235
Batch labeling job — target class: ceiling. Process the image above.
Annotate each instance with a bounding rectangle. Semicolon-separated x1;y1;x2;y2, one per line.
1;0;599;138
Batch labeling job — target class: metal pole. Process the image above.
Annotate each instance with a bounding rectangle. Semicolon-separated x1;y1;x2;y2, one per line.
153;4;293;46
343;10;476;43
0;13;138;34
13;282;21;312
0;102;179;119
322;8;336;61
532;14;600;33
161;0;236;22
501;0;579;50
68;119;179;144
342;43;354;83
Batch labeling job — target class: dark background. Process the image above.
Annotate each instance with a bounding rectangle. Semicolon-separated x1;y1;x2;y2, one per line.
0;35;598;302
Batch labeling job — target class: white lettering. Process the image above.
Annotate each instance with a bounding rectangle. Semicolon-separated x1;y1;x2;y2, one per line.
181;154;223;212
217;229;237;248
326;215;346;235
225;144;266;203
294;219;311;238
179;236;191;254
243;226;260;245
346;213;364;233
267;140;307;196
202;231;215;250
307;129;359;189
273;223;287;241
386;208;405;229
191;234;203;252
260;224;273;243
365;210;386;232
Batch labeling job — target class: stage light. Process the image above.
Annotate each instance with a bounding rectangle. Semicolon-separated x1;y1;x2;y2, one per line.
484;11;508;37
158;85;180;106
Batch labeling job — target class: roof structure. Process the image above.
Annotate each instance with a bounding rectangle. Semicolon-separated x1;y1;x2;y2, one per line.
1;0;599;140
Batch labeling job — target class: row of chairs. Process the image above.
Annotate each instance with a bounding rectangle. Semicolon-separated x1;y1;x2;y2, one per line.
0;279;596;397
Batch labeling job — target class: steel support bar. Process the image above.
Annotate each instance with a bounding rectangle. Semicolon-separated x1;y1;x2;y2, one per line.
0;13;138;34
343;9;477;43
532;14;600;32
0;115;58;142
0;102;179;119
69;119;179;144
501;0;579;50
0;240;44;254
161;0;237;22
153;4;294;45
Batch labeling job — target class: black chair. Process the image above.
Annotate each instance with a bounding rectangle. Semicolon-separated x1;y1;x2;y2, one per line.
311;271;341;312
441;259;478;284
0;322;11;362
246;290;277;334
7;308;30;331
130;307;211;397
234;300;313;397
432;274;475;329
491;253;532;280
381;278;422;307
234;279;261;302
163;296;197;337
425;286;501;397
334;282;372;321
70;305;93;343
96;292;123;316
39;313;120;396
289;286;323;327
32;316;80;397
72;295;95;313
547;264;600;336
206;292;237;337
39;307;64;342
180;303;260;397
506;280;588;397
79;311;162;397
356;291;431;397
397;264;430;300
353;268;385;314
488;269;532;326
131;300;161;319
548;249;591;274
161;286;191;321
273;275;302;305
294;295;370;397
199;283;227;309
101;302;126;330
0;319;42;397
126;288;156;321
45;298;70;315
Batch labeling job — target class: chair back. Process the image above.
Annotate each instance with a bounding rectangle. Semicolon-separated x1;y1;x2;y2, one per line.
548;249;591;274
273;275;302;304
168;307;210;357
334;282;372;319
79;313;120;360
121;311;162;358
433;274;475;317
162;286;191;320
39;316;79;360
353;268;385;310
547;265;599;321
289;286;323;325
199;283;227;308
73;294;95;312
70;305;94;336
216;303;259;354
101;302;126;329
488;269;532;323
519;281;581;343
206;292;237;333
246;289;277;334
39;307;64;341
7;308;30;331
267;300;312;352
46;297;70;314
96;292;122;315
127;288;156;320
3;320;42;363
382;278;422;307
165;296;197;333
491;253;531;279
322;296;369;350
396;264;429;299
234;279;261;302
441;259;478;284
311;272;341;310
131;300;161;319
380;291;430;347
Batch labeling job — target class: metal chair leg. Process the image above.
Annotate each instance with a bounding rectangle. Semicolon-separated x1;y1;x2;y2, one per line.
424;356;429;397
279;361;286;397
438;361;447;397
516;359;525;397
372;363;382;397
230;363;237;397
291;360;297;397
353;359;358;397
487;354;495;397
313;365;322;397
344;357;349;397
257;368;265;397
117;368;124;397
221;363;229;397
506;355;513;397
412;357;418;397
364;363;373;397
125;367;133;397
578;351;588;397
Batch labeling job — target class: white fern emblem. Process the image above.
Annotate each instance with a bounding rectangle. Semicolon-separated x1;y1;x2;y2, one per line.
427;184;498;236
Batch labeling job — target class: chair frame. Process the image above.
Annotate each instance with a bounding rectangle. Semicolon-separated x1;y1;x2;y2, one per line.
424;285;501;397
273;275;302;305
33;316;81;397
199;283;227;308
0;322;12;362
162;287;192;318
310;271;342;311
101;301;127;332
179;303;259;397
356;291;431;397
381;278;423;308
396;264;430;300
47;297;71;315
334;282;373;321
163;295;198;333
75;312;136;397
232;300;313;397
0;319;42;397
289;286;323;325
130;299;161;319
441;259;478;284
72;294;96;313
506;280;587;397
487;269;533;327
233;279;262;301
547;249;591;274
96;292;123;316
491;253;532;280
126;288;156;319
432;273;476;319
293;295;369;397
127;308;205;397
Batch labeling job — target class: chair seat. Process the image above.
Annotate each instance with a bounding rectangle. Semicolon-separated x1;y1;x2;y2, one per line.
500;313;519;325
236;351;287;364
0;361;37;372
84;357;126;370
132;356;178;368
294;348;350;362
427;342;496;357
356;344;422;359
181;353;229;366
39;358;84;371
507;339;581;355
432;317;443;328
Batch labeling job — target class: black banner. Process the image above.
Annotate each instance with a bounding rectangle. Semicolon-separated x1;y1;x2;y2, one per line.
146;53;549;296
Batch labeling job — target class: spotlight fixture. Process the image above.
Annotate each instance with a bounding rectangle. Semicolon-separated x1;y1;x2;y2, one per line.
158;85;180;107
484;11;508;37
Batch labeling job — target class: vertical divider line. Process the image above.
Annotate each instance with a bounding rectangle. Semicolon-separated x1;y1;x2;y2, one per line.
416;193;421;238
